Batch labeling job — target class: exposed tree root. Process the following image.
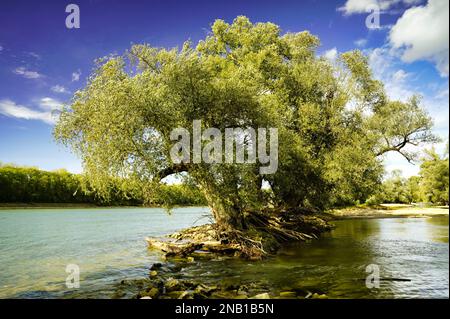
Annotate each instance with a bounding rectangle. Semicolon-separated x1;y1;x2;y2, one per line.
146;209;333;260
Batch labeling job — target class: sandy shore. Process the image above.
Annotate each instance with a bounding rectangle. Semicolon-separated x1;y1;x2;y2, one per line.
329;204;449;219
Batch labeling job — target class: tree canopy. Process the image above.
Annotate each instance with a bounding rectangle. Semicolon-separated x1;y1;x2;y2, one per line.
55;16;437;229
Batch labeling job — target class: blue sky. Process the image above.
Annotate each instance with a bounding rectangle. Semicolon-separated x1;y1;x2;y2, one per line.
0;0;448;176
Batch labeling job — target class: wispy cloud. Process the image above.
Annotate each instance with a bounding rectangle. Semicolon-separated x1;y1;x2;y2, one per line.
368;46;417;101
354;38;368;47
38;97;63;111
0;99;56;124
435;87;449;100
13;67;43;79
72;69;81;82
51;85;70;94
27;52;41;59
391;69;411;82
0;97;62;125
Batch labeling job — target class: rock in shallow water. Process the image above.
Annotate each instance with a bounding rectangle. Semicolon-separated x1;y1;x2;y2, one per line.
165;278;184;292
147;287;160;298
150;263;162;270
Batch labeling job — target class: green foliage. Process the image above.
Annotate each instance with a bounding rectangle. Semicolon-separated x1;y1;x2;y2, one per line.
419;148;449;204
379;170;412;204
0;164;93;204
367;148;449;205
54;16;436;226
0;164;206;206
406;175;422;203
149;183;207;207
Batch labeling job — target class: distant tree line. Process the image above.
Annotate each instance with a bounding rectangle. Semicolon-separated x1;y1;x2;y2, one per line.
1;145;447;207
0;164;207;206
367;148;449;205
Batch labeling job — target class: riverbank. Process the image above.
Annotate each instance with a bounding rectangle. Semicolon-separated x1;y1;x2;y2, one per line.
0;203;208;210
3;202;448;218
0;202;102;209
328;204;449;219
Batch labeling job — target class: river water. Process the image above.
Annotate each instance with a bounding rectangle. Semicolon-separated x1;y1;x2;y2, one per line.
0;207;448;298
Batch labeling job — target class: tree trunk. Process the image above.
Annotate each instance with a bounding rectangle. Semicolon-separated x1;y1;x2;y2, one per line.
199;186;246;231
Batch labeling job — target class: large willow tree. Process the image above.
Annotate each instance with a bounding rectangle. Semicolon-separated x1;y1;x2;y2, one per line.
55;17;436;232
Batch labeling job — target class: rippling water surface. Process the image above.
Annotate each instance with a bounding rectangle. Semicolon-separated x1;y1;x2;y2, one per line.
0;207;447;298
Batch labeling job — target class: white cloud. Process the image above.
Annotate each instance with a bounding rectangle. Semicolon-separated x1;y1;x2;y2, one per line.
38;97;63;111
338;0;421;15
368;47;396;77
0;45;3;52
13;67;43;79
423;84;449;133
323;48;338;61
435;87;449;99
72;69;81;82
51;85;70;94
339;0;379;15
392;69;410;82
354;38;368;47
389;0;449;76
0;99;56;125
27;52;41;59
367;47;416;101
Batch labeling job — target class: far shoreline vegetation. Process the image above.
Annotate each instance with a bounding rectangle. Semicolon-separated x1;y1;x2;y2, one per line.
0;164;208;208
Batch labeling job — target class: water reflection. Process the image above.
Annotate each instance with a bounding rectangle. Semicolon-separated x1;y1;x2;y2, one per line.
426;217;449;244
377;217;449;244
